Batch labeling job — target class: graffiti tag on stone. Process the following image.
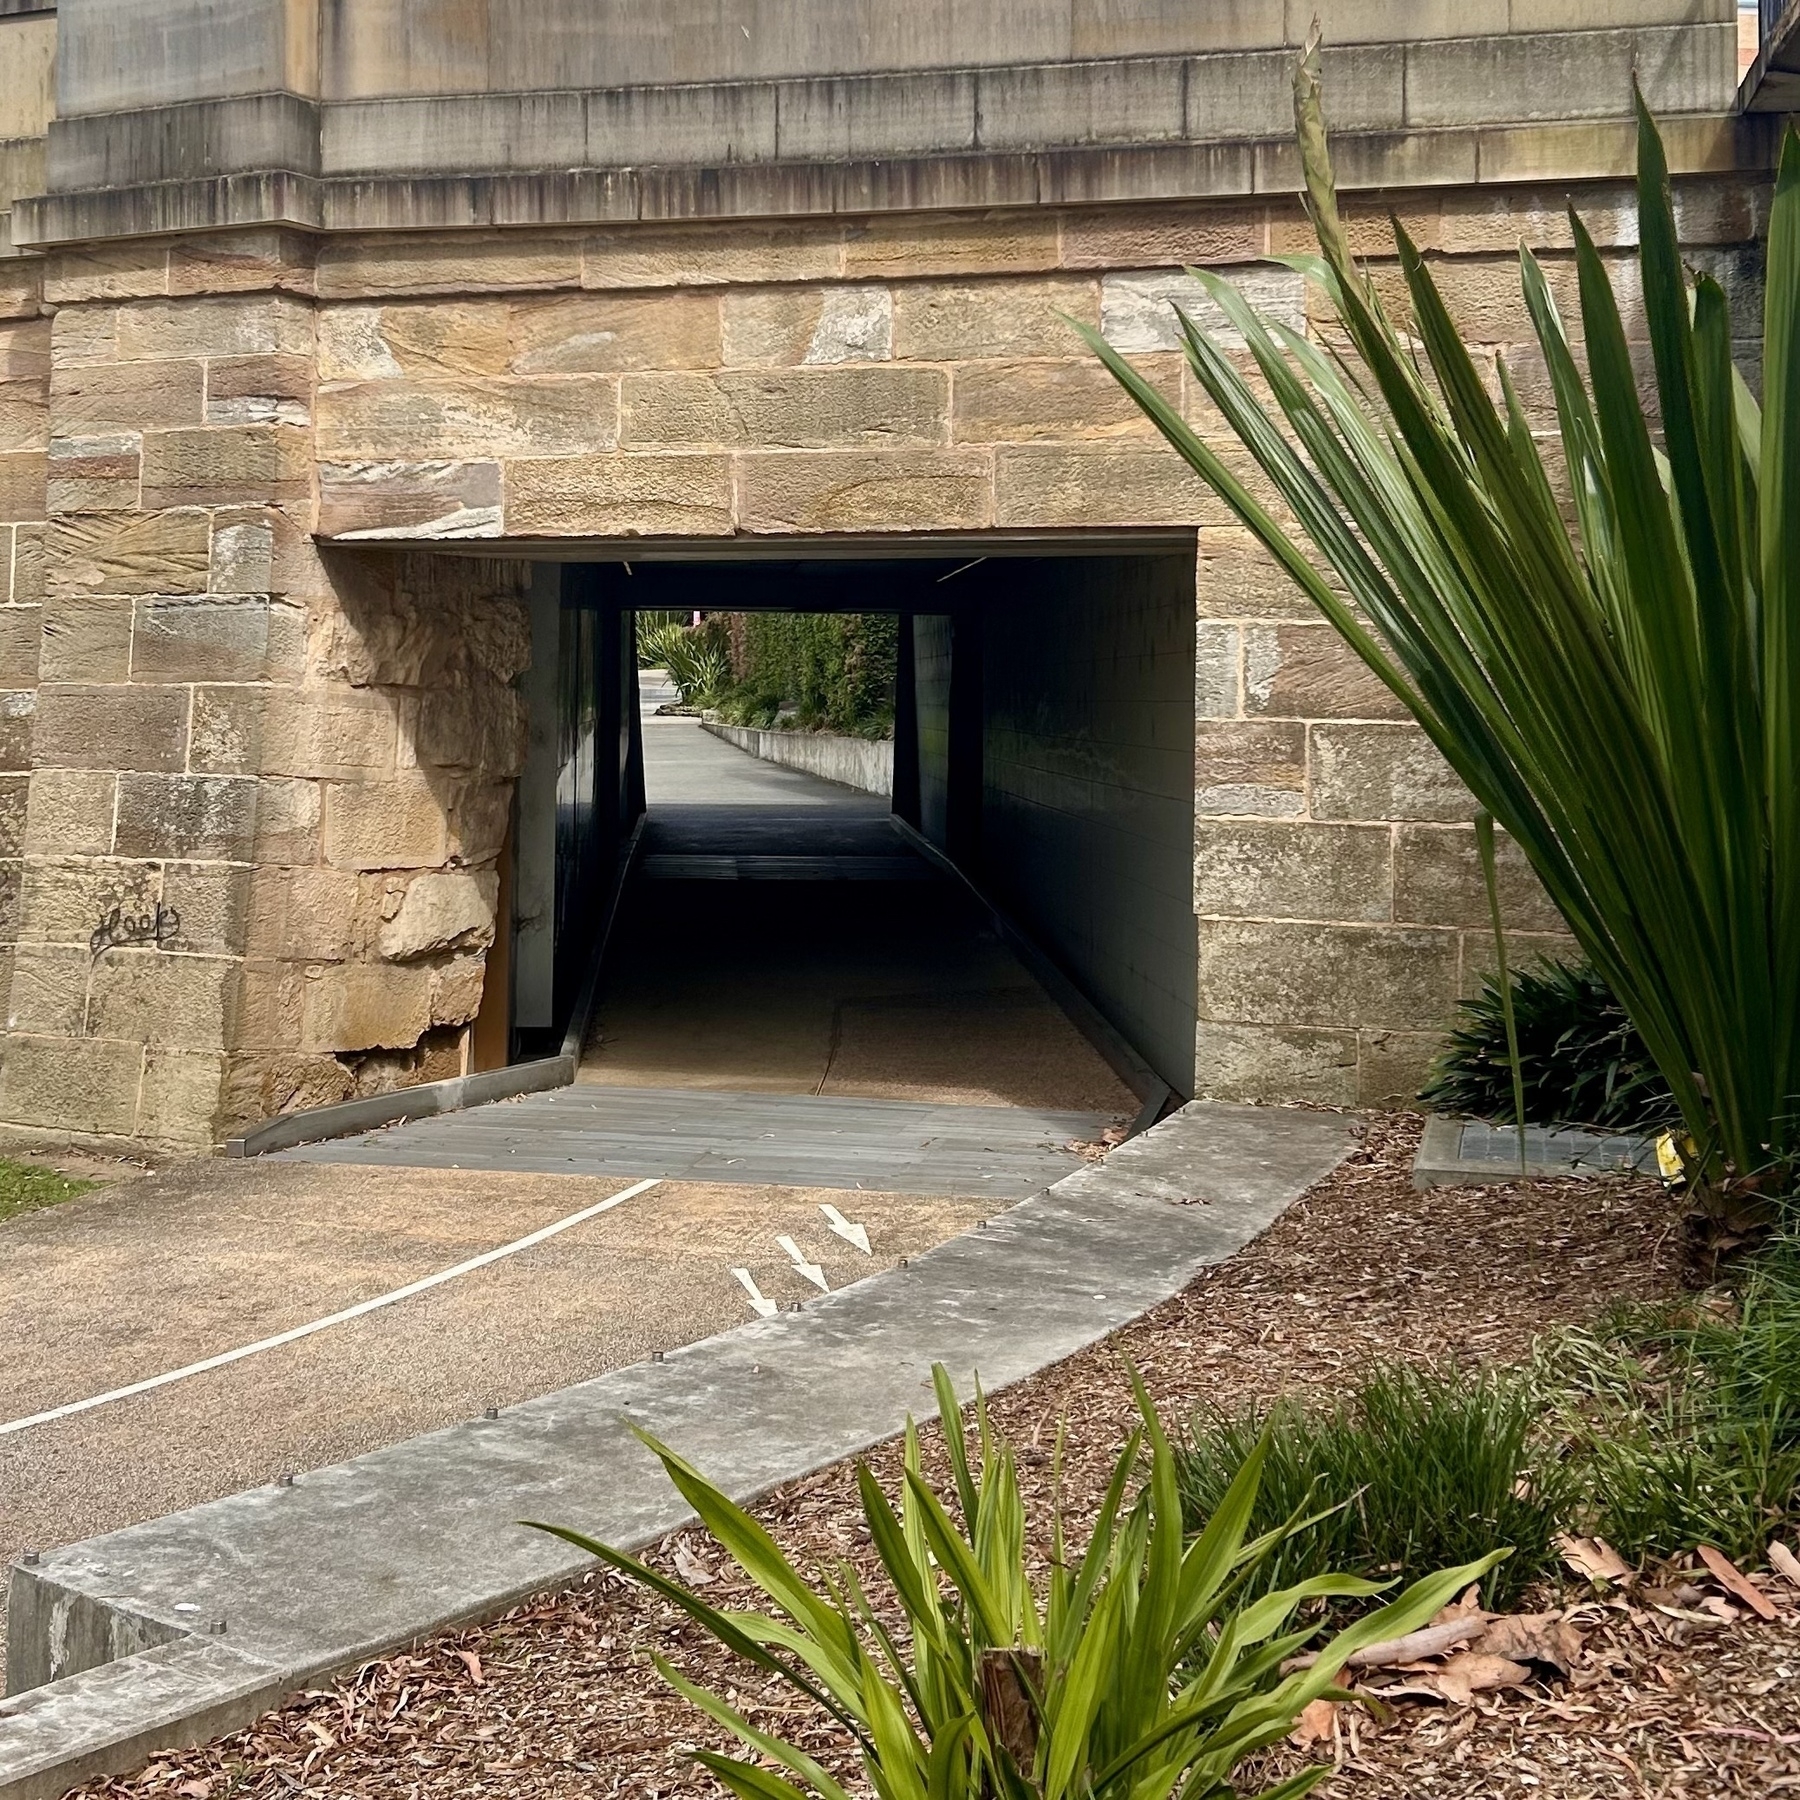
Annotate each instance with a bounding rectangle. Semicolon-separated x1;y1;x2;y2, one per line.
90;904;182;958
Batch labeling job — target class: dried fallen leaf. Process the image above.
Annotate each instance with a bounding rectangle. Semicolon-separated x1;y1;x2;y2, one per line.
1343;1615;1489;1668
1771;1542;1800;1589
1433;1652;1534;1708
673;1544;718;1588
1698;1544;1780;1622
1290;1698;1338;1747
456;1649;483;1687
1557;1532;1633;1584
1476;1612;1585;1675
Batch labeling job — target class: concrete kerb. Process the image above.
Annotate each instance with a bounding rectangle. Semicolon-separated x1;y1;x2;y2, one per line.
0;1099;1352;1799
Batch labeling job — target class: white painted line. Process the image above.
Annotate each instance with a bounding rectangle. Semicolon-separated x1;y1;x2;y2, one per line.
732;1267;778;1318
0;1177;664;1438
776;1234;829;1292
820;1203;871;1255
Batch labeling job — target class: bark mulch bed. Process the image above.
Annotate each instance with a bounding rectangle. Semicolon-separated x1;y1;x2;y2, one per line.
76;1114;1800;1800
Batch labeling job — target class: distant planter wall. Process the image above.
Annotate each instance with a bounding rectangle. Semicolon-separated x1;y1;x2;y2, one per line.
703;723;894;797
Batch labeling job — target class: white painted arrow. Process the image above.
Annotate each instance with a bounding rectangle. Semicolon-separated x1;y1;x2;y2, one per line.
732;1267;778;1318
820;1203;871;1255
777;1235;829;1292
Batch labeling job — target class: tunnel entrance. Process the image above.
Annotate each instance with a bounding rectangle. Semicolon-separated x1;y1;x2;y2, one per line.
523;546;1201;1132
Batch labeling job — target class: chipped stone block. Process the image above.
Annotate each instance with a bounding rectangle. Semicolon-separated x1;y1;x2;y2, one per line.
1100;266;1305;355
301;960;432;1053
204;354;314;427
47;433;142;513
378;869;499;962
429;953;487;1028
211;519;276;594
1243;624;1411;721
246;864;359;962
1195;1018;1359;1107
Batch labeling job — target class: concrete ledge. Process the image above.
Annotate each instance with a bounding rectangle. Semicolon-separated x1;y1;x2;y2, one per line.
1;1098;1351;1798
701;721;893;796
224;1056;576;1159
1412;1113;1659;1188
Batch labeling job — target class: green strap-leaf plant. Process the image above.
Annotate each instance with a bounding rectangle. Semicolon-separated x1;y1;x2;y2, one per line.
1082;38;1800;1206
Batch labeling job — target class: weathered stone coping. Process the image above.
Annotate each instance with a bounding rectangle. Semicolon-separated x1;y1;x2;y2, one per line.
0;1098;1351;1798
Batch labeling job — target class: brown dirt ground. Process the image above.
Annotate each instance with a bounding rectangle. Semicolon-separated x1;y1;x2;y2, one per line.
71;1115;1800;1800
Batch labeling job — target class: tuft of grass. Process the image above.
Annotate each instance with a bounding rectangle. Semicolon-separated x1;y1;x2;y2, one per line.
1179;1364;1573;1615
0;1157;98;1225
1537;1235;1800;1565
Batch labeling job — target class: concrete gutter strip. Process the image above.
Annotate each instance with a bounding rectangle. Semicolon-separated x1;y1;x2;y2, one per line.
1;1100;1351;1799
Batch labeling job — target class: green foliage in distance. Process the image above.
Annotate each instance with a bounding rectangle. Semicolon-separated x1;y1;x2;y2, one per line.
529;1366;1500;1800
1083;55;1800;1203
714;612;898;739
0;1159;97;1226
1419;958;1679;1131
1180;1365;1572;1618
638;614;732;706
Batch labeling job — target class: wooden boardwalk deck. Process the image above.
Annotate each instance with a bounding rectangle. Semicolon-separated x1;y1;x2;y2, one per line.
274;1086;1112;1198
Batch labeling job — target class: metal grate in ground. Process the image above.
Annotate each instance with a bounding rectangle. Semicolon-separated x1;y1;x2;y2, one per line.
275;1086;1113;1198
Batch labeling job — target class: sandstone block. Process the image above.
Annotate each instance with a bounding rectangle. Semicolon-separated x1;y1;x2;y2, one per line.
248;777;322;864
890;277;1101;363
504;453;733;537
132;597;302;685
1393;823;1565;934
301;961;432;1052
429;953;487;1028
0;320;50;384
315;377;619;463
1458;928;1581;996
510;291;724;374
50;305;119;370
33;684;189;772
842;213;1058;280
1243;624;1410;721
1194;719;1307;818
189;685;399;780
1060;203;1268;272
580;222;840;291
621;366;946;450
48;510;211;597
246;864;359;961
158;862;251;956
51;360;204;435
1199;917;1458;1032
448;781;512;866
951;356;1178;443
167;230;318;300
319;235;583;301
0;377;47;457
88;950;237;1050
5;943;90;1037
140;424;311;510
42;247;171;308
0;1034;143;1137
738;450;991;533
210;519;276;595
113;773;258;862
1198;527;1317;621
134;1047;228;1150
0;772;27;857
21;769;116;857
317;460;503;540
47;434;142;513
39;595;132;682
324;776;450;871
205;354;314;427
1194;819;1392;922
235;961;308;1053
0;602;40;686
1309;722;1473;824
1194;1018;1358;1107
114;296;313;363
1356;1029;1441;1110
17;856;155;948
9;521;43;603
234;1050;355;1120
1100;266;1305;355
1195;621;1241;719
0;688;34;771
378;869;499;962
993;442;1212;528
0;451;46;522
413;685;527;779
